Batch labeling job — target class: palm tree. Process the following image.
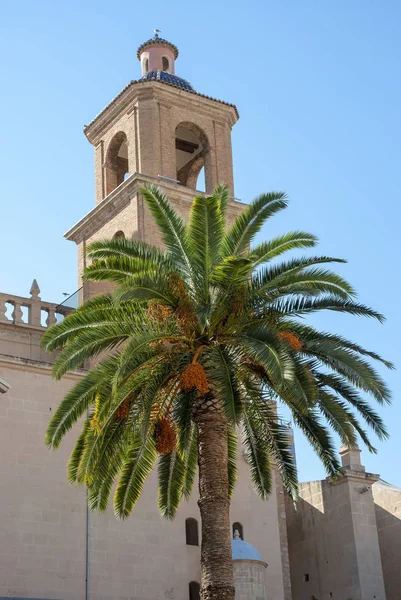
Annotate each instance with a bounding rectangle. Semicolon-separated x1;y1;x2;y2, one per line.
42;184;392;600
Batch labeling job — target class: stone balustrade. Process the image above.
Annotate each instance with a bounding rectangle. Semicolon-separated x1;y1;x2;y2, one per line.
0;279;73;330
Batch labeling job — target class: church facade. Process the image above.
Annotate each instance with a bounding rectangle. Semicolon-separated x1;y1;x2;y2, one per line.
0;34;399;600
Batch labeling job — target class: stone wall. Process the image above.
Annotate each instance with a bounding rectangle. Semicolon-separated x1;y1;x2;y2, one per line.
0;360;86;600
286;472;386;600
233;560;268;600
372;480;401;600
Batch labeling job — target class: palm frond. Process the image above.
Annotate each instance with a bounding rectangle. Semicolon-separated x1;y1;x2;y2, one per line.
242;413;272;500
304;343;391;404
227;425;238;498
158;449;186;519
112;273;176;305
67;418;91;484
270;295;386;323
186;193;224;299
291;408;341;476
222;191;288;256
317;391;358;448
182;426;198;500
249;231;318;266
77;416;128;486
206;347;243;422
241;378;298;498
45;355;118;448
140;184;194;282
173;391;196;452
87;237;173;272
236;326;294;385
213;184;230;225
113;433;157;519
316;373;389;440
251;258;354;301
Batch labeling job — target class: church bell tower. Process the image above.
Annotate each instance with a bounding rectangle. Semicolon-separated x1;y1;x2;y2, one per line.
65;32;240;298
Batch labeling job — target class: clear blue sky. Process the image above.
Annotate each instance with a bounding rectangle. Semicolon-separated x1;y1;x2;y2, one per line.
1;1;400;485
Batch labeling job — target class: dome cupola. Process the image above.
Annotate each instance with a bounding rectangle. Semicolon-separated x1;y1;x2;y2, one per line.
137;30;194;91
137;30;179;76
231;530;262;561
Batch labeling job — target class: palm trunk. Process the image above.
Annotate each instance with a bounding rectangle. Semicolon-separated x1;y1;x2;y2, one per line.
195;403;235;600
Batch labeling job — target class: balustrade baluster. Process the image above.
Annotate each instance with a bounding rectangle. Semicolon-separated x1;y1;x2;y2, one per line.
0;297;8;322
12;302;23;325
46;308;57;327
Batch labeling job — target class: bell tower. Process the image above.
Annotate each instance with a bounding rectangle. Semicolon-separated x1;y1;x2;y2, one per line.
65;32;241;297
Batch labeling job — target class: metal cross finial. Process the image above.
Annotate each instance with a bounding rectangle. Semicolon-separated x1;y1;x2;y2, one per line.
153;28;161;39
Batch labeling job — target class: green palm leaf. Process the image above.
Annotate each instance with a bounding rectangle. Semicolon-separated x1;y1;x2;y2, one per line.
140;184;194;281
186;193;224;299
228;426;238;498
242;413;272;500
222;191;288;256
158;449;186;519
114;433;157;519
182;426;198;500
249;231;318;266
45;355;118;448
206;347;243;422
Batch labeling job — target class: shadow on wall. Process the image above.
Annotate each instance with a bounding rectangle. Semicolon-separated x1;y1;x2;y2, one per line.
374;504;401;600
285;481;361;600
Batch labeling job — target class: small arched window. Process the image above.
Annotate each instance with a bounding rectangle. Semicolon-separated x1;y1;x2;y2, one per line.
233;522;244;540
189;582;200;600
113;231;125;240
144;58;149;74
162;56;170;72
185;518;199;546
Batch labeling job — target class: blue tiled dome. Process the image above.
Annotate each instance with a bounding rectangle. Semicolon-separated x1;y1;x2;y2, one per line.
231;539;262;561
140;70;195;91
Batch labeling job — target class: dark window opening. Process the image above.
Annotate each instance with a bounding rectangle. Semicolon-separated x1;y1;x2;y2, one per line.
113;231;125;240
304;574;310;582
189;581;200;600
162;56;170;71
185;518;199;546
232;522;244;540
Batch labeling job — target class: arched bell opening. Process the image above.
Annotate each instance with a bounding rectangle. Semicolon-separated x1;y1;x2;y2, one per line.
175;122;211;192
105;132;129;196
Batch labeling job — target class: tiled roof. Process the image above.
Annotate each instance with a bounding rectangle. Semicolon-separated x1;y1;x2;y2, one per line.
140;70;194;91
137;37;179;59
84;79;239;132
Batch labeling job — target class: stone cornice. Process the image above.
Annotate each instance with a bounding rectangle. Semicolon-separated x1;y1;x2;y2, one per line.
64;173;245;244
232;559;268;568
84;80;239;144
328;469;380;486
0;353;85;379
